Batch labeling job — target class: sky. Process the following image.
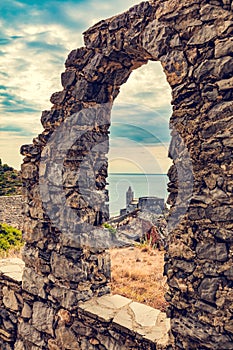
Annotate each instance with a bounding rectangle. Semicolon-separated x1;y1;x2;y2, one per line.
0;0;172;173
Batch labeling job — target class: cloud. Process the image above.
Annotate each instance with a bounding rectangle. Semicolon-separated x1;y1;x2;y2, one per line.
108;139;172;175
115;61;172;110
110;121;170;145
0;0;172;173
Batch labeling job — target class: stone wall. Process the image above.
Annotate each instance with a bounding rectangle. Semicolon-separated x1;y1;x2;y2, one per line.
0;259;171;350
0;196;24;230
0;258;25;349
0;0;232;349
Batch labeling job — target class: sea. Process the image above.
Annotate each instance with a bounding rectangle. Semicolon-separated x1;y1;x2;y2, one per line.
107;173;169;217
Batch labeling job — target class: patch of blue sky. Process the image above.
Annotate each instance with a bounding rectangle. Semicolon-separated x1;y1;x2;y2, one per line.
112;104;171;125
0;72;9;78
0;0;87;32
26;41;66;53
111;102;171;145
0;91;39;114
0;125;35;136
110;123;170;145
11;35;24;40
0;39;11;45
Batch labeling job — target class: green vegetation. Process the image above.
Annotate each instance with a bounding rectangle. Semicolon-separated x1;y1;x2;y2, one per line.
0;159;22;196
0;223;23;255
102;223;117;237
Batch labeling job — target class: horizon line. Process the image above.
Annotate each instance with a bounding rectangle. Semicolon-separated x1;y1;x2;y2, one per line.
109;173;167;175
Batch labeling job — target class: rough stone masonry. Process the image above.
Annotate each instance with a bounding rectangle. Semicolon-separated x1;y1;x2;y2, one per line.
1;0;233;349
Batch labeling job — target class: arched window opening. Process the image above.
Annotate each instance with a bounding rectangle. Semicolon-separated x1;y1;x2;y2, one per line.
103;61;172;311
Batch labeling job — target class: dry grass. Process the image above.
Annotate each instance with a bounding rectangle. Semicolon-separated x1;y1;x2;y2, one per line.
110;245;168;311
0;247;22;259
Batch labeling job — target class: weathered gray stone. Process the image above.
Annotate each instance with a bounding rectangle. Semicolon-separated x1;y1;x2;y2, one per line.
55;325;79;349
188;25;218;45
215;37;233;58
51;252;87;281
208;101;233;120
198;278;222;303
217;76;233;91
206;206;233;222
2;287;19;311
194;56;233;82
21;302;32;319
196;242;228;262
18;320;46;347
61;70;76;89
161;50;188;87
32;302;55;336
22;267;46;299
50;90;66;105
200;4;231;21
50;285;93;309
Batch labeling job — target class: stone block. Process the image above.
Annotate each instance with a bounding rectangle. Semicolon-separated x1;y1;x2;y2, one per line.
55;325;79;350
51;252;87;281
217;76;233;91
215;37;233;58
161;50;188;87
188;24;218;45
22;267;46;299
196;242;228;262
2;287;19;311
50;285;93;309
61;70;76;89
32;302;55;336
198;278;222;303
18;320;45;347
21;302;32;319
129;302;161;327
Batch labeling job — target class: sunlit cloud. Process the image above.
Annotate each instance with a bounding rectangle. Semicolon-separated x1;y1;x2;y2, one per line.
108;139;172;175
0;0;172;172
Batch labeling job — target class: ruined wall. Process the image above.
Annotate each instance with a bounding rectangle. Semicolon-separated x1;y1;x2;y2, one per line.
1;0;232;349
0;259;170;350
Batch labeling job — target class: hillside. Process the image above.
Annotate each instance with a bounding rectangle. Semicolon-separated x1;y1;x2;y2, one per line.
0;159;22;196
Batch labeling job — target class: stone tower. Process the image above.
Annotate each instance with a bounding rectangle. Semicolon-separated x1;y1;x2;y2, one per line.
126;186;134;206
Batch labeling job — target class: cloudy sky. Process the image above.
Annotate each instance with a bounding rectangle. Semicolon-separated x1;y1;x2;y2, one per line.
0;0;172;173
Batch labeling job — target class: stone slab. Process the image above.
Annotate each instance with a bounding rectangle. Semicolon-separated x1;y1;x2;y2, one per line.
0;258;25;282
80;294;170;345
79;294;132;322
129;301;161;327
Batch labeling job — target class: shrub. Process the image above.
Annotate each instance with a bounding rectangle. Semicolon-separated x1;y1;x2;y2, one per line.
0;223;24;253
102;223;117;237
0;158;22;196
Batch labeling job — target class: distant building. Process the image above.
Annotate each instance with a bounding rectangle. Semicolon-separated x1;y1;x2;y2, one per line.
138;196;164;215
126;186;134;206
119;187;164;216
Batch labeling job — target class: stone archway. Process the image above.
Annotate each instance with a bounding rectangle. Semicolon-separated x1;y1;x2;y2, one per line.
19;1;233;349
